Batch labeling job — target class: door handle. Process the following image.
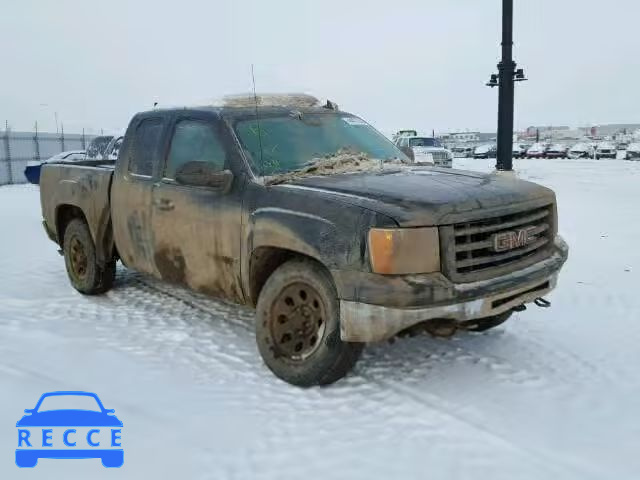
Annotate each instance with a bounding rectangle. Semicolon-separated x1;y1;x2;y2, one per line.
154;198;175;211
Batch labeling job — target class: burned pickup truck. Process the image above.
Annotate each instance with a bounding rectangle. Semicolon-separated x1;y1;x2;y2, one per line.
39;94;568;386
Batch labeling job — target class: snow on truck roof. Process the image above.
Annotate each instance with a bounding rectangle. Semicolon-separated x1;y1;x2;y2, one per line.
153;94;339;114
214;93;322;108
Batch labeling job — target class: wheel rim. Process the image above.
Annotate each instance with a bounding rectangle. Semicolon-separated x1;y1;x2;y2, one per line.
269;282;327;361
69;236;88;280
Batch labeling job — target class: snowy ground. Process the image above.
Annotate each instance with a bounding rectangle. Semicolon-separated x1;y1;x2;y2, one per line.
1;158;638;480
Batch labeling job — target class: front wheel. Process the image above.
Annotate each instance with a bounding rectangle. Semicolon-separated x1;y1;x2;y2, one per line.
255;258;363;387
461;311;513;332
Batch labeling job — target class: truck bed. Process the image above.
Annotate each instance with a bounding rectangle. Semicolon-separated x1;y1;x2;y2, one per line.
39;162;115;250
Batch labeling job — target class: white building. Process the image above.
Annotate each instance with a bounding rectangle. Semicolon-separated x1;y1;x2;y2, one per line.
448;132;480;143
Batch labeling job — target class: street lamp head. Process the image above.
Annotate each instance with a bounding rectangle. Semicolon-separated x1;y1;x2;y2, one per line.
514;68;528;82
486;74;499;88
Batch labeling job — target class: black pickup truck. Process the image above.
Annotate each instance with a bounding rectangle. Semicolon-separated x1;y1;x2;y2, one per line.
39;94;568;386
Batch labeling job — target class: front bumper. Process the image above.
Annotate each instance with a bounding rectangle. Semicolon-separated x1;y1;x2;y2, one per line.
336;236;569;342
414;154;452;168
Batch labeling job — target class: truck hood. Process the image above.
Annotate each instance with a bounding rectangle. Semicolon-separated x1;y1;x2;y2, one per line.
280;167;555;226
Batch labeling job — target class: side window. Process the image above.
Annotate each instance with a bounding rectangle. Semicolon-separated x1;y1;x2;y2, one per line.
164;120;226;180
130;119;163;176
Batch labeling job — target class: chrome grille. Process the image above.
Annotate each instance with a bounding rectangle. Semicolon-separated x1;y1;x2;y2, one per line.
430;151;449;161
441;205;555;281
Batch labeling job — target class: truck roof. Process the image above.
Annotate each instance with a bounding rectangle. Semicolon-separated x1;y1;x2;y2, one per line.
140;94;341;120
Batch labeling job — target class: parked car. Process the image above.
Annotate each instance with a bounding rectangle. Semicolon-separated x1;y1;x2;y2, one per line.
24;150;86;185
451;146;474;158
567;143;594;159
39;93;568;386
596;142;617;159
625;143;640;160
545;144;569;159
512;143;531;159
526;143;549;158
102;135;124;160
395;136;452;168
473;144;497;159
85;135;115;160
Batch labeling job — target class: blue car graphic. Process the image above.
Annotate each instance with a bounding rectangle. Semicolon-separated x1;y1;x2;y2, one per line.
16;391;123;468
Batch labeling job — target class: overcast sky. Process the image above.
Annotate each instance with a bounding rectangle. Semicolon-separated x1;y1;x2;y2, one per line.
1;0;638;135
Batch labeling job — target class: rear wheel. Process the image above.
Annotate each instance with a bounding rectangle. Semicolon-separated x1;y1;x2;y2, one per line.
461;311;513;333
63;218;115;295
255;258;363;387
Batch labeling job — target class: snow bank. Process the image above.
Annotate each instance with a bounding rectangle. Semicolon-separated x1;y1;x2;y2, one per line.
0;158;638;479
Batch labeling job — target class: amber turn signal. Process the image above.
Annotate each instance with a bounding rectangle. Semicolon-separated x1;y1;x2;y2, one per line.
368;227;440;275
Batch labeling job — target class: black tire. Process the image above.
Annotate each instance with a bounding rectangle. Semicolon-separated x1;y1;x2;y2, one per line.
255;258;363;387
62;218;115;295
461;311;513;333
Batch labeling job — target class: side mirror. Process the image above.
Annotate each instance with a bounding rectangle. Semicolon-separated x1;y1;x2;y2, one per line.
24;409;34;414
104;409;115;414
175;161;233;191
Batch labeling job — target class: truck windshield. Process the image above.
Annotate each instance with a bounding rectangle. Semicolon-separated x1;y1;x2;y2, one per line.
409;137;441;148
234;113;407;176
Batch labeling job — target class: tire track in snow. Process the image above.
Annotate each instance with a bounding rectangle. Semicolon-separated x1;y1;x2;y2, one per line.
16;270;569;477
105;272;604;478
1;261;627;478
355;360;606;480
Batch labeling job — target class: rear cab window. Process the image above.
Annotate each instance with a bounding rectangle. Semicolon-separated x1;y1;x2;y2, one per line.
129;118;164;177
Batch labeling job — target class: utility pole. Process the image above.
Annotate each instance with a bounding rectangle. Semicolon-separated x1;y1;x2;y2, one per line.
486;0;526;171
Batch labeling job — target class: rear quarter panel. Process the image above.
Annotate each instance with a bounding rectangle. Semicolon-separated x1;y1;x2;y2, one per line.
40;164;114;252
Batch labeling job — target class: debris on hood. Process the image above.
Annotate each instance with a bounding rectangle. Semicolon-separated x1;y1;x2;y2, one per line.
265;150;407;186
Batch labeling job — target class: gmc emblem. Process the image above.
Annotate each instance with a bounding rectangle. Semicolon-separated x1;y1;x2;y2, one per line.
492;226;537;252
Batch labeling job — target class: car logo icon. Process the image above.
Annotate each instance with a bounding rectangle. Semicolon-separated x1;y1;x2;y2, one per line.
16;391;123;468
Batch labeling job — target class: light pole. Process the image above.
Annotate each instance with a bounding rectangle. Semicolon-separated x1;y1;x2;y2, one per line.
39;103;59;134
486;0;527;172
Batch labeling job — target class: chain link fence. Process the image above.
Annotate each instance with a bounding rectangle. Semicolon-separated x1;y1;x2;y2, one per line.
1;128;96;185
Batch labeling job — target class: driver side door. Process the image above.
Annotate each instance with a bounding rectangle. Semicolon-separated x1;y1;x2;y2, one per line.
150;115;244;302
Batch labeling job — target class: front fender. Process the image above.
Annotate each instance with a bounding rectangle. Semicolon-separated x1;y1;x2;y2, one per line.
240;184;398;305
248;207;343;267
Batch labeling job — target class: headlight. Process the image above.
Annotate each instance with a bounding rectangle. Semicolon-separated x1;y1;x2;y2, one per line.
368;227;440;274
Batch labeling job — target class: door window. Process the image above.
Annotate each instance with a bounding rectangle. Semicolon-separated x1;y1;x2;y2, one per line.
164;120;227;180
130;119;163;176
